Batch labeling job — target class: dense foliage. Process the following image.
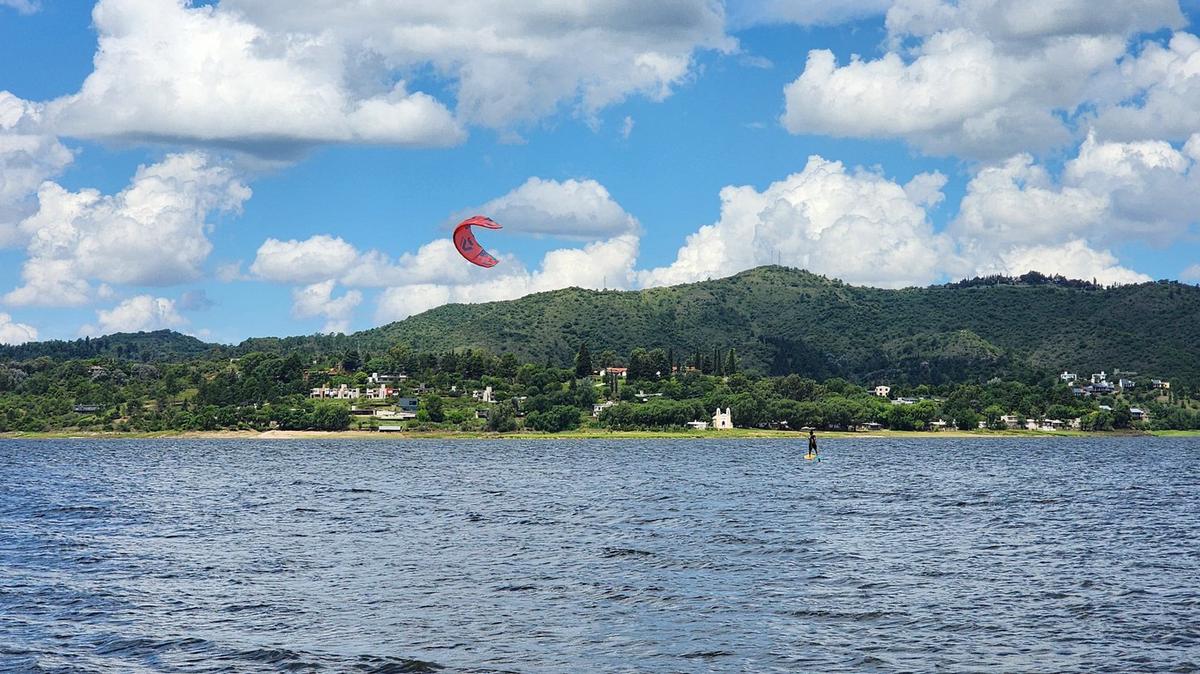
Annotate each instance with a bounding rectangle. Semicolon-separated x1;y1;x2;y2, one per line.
5;268;1198;390
355;267;1200;385
2;340;1197;434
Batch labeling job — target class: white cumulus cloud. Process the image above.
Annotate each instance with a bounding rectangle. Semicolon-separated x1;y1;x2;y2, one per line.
1091;32;1200;144
376;234;640;321
291;280;362;334
0;92;73;246
464;177;640;240
82;295;187;336
48;0;465;155
224;0;733;129
781;0;1187;158
639;155;949;288
953;134;1200;243
45;0;732;154
0;312;37;344
948;132;1200;283
249;235;362;285
973;240;1151;285
4;152;250;306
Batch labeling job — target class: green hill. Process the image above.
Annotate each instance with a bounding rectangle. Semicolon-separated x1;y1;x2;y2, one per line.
357;266;1200;385
5;267;1198;385
0;329;221;362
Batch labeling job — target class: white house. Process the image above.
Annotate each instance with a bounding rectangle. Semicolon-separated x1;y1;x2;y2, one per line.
311;384;361;399
1118;378;1135;390
873;385;892;398
368;372;408;384
366;385;397;400
712;407;734;430
1059;371;1077;383
1091;371;1108;384
472;386;495;403
1152;379;1171;390
999;414;1022;429
599;367;628;378
686;420;709;430
592;400;616;417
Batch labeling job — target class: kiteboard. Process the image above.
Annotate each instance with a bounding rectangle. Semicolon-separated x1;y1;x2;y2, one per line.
804;453;820;462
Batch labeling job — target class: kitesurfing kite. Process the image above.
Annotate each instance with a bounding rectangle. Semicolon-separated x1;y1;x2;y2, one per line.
453;215;502;268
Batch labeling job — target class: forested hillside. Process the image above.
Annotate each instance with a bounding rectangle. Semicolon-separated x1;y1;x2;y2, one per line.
0;330;219;362
359;267;1200;385
5;267;1198;385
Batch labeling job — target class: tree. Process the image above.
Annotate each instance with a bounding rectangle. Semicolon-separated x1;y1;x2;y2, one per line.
526;405;582;432
725;348;738;375
955;409;981;431
597;349;618;369
424;394;445;422
984;404;1006;430
486;401;518;432
341;349;362;373
574;342;592;378
312;402;350;430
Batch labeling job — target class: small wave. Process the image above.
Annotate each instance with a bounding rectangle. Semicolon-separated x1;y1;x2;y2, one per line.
93;635;210;656
681;650;734;659
783;608;896;623
494;584;537;592
601;547;655;558
224;602;273;613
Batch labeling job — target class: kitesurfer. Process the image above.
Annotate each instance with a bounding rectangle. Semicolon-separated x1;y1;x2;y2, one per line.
807;429;818;458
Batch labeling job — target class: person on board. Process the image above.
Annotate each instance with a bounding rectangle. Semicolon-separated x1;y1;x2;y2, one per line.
807;429;818;457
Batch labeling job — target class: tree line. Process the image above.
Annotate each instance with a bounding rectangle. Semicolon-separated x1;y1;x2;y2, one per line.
1;341;1197;434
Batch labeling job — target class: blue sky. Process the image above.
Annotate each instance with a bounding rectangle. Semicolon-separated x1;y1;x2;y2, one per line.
1;0;1199;344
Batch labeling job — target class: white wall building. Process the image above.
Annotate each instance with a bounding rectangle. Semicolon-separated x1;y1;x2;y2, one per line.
310;384;361;399
366;385;397;400
873;385;891;398
368;372;408;384
712;407;734;430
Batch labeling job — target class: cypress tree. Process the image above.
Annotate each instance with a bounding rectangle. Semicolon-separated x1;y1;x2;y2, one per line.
575;342;592;378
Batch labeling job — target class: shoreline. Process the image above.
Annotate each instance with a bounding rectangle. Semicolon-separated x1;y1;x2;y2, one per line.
0;429;1181;440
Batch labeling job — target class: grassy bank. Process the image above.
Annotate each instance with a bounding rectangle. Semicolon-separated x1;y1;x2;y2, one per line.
0;428;1130;441
1147;429;1200;437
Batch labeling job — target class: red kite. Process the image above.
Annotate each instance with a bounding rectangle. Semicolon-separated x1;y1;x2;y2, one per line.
453;215;501;268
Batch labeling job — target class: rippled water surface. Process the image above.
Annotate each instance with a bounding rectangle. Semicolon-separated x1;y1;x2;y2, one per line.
1;437;1198;672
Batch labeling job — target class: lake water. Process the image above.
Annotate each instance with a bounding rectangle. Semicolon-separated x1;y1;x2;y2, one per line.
1;437;1197;673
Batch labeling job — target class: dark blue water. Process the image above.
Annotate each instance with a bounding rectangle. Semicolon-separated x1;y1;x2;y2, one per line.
1;438;1197;673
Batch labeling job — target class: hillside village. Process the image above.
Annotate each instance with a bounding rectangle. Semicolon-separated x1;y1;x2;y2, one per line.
1;334;1195;434
265;349;1185;435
